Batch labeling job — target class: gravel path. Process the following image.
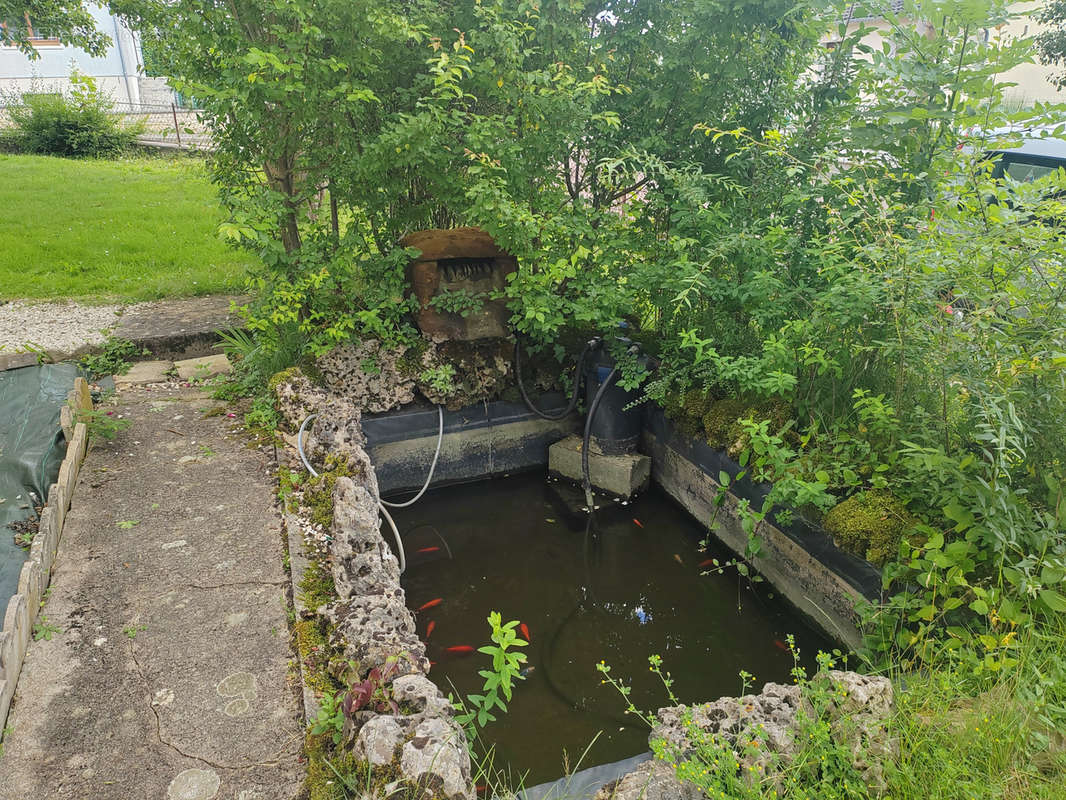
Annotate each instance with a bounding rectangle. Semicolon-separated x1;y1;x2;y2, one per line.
0;300;126;357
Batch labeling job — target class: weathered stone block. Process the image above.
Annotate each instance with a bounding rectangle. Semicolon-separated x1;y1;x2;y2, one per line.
175;353;231;381
71;421;88;465
73;376;92;410
56;460;73;513
16;560;42;625
116;360;174;386
548;435;650;499
402;227;517;341
1;595;29;679
330;477;397;601
60;404;74;442
399;717;474;800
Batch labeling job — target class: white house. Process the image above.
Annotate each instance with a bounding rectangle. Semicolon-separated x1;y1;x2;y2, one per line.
0;4;144;106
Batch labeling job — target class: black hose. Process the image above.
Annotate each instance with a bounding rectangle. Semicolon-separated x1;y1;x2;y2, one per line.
582;365;620;509
514;337;591;421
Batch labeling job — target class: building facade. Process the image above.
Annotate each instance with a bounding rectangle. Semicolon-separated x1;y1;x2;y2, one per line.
0;5;144;105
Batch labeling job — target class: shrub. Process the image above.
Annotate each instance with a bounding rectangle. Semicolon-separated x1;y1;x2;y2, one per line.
8;72;141;158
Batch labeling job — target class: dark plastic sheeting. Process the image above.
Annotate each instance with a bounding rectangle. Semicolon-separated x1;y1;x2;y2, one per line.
0;364;76;605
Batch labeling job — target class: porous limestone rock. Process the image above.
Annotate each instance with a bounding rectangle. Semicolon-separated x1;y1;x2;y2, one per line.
399;717;474;800
272;367;328;430
597;670;895;800
390;674;454;720
326;589;429;679
353;715;406;766
317;339;417;413
594;759;703;800
330;477;399;600
415;339;512;411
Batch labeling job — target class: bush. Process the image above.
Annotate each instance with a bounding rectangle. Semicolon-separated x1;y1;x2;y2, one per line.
8;72;141;158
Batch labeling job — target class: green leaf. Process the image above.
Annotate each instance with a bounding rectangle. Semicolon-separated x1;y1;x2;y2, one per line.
1038;589;1066;613
969;599;989;615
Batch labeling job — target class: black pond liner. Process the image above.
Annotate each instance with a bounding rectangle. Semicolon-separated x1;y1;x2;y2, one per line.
0;363;77;607
642;404;883;602
362;392;574;493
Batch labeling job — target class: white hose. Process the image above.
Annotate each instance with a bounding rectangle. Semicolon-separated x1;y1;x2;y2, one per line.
297;412;413;573
379;405;445;508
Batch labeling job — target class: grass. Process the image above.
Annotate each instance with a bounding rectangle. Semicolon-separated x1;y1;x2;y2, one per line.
0;153;256;302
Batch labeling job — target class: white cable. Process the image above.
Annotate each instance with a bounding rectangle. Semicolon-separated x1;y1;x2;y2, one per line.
298;412;407;573
379;405;445;509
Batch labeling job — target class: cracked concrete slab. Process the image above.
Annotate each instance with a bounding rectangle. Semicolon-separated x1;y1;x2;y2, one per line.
0;385;303;800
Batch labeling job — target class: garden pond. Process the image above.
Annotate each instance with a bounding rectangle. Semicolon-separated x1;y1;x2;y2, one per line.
394;473;833;785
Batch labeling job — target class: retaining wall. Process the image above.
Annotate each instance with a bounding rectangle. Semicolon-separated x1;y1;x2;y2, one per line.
0;377;92;738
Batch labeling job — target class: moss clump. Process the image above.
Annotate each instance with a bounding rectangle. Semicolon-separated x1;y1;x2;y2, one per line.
823;490;918;566
306;731;430;800
701;396;792;458
294;617;342;695
664;388;717;439
267;366;303;393
304;454;357;530
299;557;336;612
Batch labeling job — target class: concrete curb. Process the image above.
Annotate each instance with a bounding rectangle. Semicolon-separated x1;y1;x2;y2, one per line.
0;377;92;739
282;509;321;724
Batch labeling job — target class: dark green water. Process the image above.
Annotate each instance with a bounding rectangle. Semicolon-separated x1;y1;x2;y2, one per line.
394;473;832;785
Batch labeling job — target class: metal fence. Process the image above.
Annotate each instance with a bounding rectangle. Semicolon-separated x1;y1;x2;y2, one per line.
109;101;211;148
0;100;211;149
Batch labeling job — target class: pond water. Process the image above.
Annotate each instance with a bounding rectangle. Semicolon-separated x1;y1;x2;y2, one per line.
394;473;833;786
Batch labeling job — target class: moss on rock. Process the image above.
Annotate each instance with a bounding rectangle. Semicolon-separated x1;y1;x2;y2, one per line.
298;556;336;611
823;490;918;566
304;454;358;530
294;617;343;695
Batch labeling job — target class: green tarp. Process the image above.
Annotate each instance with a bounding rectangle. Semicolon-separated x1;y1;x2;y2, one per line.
0;364;76;606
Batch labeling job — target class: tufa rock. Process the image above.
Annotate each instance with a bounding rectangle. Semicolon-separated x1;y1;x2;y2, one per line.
594;759;703;800
330;477;400;600
317;339;417;413
326;590;429;680
271;367;329;430
643;670;894;796
399;717;474;800
353;715;406;766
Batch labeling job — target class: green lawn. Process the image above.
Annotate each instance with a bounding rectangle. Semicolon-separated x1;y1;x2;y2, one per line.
0;154;256;302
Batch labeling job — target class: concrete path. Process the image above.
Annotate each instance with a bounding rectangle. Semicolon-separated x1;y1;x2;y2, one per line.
0;384;304;800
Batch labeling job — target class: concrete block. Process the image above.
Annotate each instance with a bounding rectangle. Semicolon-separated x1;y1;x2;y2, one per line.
1;595;29;679
174;353;231;381
0;677;11;734
17;560;42;625
548;435;650;499
60;404;74;442
115;360;173;387
28;538;48;591
47;484;63;533
57;460;73;513
71;422;88;467
38;507;58;567
73;376;92;411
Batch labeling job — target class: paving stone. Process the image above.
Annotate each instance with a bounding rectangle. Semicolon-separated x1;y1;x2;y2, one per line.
174;354;231;381
116;360;174;387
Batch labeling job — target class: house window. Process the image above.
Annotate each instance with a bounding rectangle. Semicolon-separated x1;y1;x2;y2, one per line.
1;14;61;47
